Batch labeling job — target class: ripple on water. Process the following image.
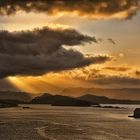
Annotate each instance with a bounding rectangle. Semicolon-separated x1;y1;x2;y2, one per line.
35;122;87;140
0;122;6;125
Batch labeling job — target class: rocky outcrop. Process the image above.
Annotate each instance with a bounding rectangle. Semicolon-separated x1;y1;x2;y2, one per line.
134;108;140;118
129;108;140;118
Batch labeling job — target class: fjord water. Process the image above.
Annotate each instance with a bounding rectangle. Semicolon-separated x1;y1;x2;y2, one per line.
0;105;140;140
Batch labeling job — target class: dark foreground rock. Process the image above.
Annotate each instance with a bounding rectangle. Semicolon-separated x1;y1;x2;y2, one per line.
22;106;31;109
129;108;140;118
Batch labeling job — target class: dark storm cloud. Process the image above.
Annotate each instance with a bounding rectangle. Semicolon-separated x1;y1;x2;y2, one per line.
0;27;97;55
0;0;139;19
0;26;111;78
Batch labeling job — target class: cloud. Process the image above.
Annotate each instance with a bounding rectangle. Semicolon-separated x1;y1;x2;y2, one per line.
136;70;140;76
0;0;139;20
0;26;111;78
80;73;140;87
56;65;140;87
93;75;140;86
107;38;116;45
0;26;97;55
104;66;130;72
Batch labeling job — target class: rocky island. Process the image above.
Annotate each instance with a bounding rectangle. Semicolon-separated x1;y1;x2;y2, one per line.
31;93;97;107
129;108;140;118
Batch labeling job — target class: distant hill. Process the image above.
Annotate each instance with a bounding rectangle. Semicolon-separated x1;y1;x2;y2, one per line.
31;93;54;104
61;87;140;100
0;91;32;102
31;93;97;106
0;99;19;108
78;94;140;104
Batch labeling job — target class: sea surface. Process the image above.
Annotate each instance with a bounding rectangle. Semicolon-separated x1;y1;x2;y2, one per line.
0;104;140;140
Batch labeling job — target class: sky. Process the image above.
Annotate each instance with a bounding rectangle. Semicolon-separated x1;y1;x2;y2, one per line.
0;0;140;98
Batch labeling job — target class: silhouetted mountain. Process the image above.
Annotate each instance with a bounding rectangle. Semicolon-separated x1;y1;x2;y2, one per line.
31;93;54;104
61;87;140;100
31;93;96;106
51;95;92;106
0;91;32;101
78;94;140;104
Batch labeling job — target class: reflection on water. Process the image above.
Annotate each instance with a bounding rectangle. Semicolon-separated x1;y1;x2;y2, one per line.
0;104;140;140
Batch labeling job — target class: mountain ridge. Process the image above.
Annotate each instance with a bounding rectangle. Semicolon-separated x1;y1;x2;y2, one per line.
0;91;32;101
61;87;140;100
78;94;140;104
31;93;95;106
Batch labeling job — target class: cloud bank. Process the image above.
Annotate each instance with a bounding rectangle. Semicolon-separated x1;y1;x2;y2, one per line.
56;65;140;88
0;26;111;78
0;0;139;20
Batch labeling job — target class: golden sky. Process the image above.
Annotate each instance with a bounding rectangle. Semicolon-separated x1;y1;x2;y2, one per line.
0;0;140;98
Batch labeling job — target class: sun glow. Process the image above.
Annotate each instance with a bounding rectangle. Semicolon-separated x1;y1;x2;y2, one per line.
7;76;38;93
6;64;140;94
6;73;94;94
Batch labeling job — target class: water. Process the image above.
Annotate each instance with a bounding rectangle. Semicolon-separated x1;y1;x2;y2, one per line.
0;104;140;140
101;104;140;109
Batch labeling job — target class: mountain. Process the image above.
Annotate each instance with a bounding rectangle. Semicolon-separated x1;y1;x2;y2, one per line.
61;87;140;100
51;95;92;107
78;94;140;104
0;91;32;101
31;93;54;104
31;93;97;106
